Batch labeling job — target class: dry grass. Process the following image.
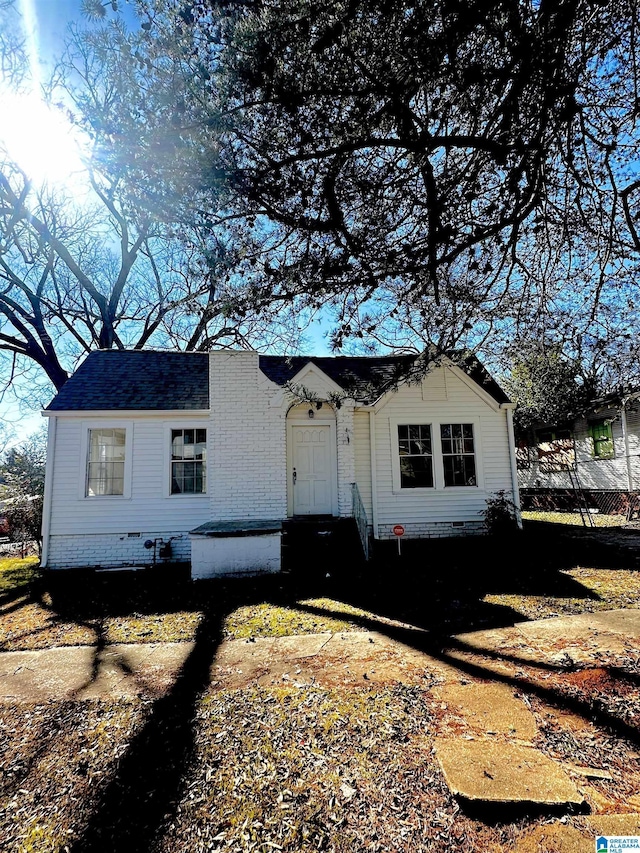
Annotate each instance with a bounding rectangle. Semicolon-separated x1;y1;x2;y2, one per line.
522;510;624;527
484;567;640;622
2;548;640;850
0;562;369;652
3;664;640;852
3;527;640;652
0;685;517;853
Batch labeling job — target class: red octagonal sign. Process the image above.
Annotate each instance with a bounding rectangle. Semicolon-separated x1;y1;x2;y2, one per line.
392;524;405;537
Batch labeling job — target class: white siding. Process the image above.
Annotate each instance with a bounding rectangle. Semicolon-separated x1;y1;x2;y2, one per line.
47;414;212;569
373;365;513;539
353;409;373;522
49;416;211;535
44;353;515;564
518;406;640;492
46;351;289;569
628;408;640;490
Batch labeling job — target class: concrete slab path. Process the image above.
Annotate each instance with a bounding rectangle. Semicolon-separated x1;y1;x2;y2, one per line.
434;738;585;808
0;608;639;817
0;608;638;700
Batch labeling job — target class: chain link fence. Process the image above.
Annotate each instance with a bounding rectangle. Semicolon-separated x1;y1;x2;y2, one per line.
521;488;640;519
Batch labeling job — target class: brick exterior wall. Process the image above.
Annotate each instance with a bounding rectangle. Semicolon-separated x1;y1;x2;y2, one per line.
208;351;287;521
47;530;191;569
377;521;486;540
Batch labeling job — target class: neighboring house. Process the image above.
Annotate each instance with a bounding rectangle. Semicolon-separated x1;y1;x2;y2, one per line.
0;501;9;539
518;388;640;513
41;349;519;576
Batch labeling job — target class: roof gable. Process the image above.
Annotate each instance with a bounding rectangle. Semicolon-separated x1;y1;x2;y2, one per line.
259;353;510;406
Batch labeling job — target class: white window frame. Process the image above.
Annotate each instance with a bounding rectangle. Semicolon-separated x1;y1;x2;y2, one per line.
440;422;479;488
79;420;133;500
390;416;483;492
395;422;435;490
163;422;209;498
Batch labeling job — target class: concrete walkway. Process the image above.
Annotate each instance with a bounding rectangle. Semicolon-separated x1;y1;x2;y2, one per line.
1;609;640;816
1;608;639;703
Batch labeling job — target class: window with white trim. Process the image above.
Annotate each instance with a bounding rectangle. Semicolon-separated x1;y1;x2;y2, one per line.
86;428;126;496
441;423;477;486
171;428;207;494
397;424;434;488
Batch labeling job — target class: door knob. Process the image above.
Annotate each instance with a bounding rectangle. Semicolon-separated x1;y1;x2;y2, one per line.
293;468;297;484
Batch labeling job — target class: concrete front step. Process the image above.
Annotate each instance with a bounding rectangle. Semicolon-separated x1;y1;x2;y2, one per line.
281;517;365;572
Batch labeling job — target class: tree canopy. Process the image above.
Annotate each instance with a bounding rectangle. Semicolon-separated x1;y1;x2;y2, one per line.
121;0;640;381
0;426;46;549
0;3;302;402
503;342;592;436
3;0;640;401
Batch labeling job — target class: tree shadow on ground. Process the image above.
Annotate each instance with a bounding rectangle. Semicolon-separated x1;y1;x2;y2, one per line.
282;528;604;635
522;519;640;570
67;590;224;853
290;595;640;752
10;524;640;846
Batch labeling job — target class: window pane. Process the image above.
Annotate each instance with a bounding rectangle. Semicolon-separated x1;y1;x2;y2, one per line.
441;423;476;487
400;455;434;488
590;420;613;458
171;431;184;460
398;425;433;488
170;428;207;493
87;429;126;496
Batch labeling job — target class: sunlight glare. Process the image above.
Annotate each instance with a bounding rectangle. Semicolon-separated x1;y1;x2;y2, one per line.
0;87;87;186
0;0;88;187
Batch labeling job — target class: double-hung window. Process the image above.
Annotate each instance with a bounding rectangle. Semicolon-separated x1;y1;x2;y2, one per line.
171;428;207;494
441;423;476;487
397;424;434;488
86;428;126;496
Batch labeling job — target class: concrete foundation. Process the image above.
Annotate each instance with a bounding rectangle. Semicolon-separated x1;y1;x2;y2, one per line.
189;520;282;579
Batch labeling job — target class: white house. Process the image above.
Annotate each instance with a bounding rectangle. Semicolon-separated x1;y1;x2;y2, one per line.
40;349;519;576
518;389;640;513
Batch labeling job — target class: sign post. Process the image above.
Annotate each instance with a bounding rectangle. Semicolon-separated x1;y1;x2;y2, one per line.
392;524;405;556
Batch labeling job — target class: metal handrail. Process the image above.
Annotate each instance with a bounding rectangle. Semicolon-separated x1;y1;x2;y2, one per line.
351;482;370;560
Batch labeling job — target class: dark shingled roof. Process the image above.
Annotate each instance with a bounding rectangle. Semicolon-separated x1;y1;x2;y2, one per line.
259;353;511;405
47;351;210;411
46;349;510;411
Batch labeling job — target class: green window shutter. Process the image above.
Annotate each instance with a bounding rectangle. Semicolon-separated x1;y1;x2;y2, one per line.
590;420;614;458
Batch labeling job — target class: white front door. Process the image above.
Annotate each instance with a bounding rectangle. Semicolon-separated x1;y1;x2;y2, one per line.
291;424;334;515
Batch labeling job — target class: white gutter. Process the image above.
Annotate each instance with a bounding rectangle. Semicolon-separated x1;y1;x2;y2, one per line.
40;413;57;568
503;404;523;527
369;410;379;539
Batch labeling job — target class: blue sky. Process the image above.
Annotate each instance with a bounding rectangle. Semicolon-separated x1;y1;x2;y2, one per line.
1;1;132;444
2;1;331;445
